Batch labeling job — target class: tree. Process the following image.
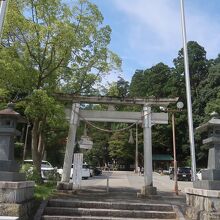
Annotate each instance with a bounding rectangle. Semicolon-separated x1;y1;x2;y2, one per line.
173;41;209;99
129;70;145;97
0;0;121;178
108;131;134;168
130;63;172;98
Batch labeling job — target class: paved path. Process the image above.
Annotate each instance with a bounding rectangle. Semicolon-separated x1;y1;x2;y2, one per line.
54;171;190;219
81;171;192;195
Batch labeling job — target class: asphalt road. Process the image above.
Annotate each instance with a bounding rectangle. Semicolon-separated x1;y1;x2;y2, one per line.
81;171;193;195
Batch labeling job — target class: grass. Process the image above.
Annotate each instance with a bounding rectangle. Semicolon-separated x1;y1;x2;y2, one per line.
34;182;56;200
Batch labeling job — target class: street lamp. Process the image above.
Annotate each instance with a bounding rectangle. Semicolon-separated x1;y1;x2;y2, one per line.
160;101;184;195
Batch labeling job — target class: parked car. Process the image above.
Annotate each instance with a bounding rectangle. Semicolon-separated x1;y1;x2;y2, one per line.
196;169;206;180
57;163;90;179
81;164;90;179
23;159;57;180
93;167;102;176
170;167;191;181
169;167;174;175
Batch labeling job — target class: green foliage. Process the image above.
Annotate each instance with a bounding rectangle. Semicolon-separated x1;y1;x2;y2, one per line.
14;142;24;161
83;123;110;166
20;164;42;184
173;41;209;98
34;182;56;200
205;91;220;114
25;90;65;126
108;131;134;164
129;40;219;168
0;0;121;175
130;63;172;98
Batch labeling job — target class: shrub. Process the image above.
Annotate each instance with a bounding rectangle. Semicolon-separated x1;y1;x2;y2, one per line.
20;163;41;184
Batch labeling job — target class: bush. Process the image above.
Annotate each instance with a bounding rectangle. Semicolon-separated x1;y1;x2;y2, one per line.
20;163;41;184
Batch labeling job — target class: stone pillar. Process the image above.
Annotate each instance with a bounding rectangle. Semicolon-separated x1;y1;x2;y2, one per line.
60;103;80;187
141;105;157;196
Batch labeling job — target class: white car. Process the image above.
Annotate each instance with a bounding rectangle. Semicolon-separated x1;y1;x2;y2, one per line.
196;169;206;180
23;159;57;180
57;164;90;179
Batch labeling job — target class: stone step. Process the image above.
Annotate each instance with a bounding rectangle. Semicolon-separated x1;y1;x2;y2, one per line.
43;207;176;219
47;199;173;211
42;215;176;220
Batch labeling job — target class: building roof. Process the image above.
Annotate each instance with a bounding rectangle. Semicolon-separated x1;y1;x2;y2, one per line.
152;154;173;161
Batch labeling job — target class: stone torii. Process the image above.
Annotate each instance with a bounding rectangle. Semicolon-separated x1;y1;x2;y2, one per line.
55;94;178;195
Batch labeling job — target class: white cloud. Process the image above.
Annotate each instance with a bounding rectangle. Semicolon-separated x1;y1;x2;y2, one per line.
111;0;220;62
112;0;181;52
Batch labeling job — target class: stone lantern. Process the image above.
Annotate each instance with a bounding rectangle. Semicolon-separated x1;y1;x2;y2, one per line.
194;112;220;190
0;103;34;219
0;103;25;181
185;112;220;219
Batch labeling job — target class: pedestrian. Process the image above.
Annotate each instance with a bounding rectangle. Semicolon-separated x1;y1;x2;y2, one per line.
137;166;140;175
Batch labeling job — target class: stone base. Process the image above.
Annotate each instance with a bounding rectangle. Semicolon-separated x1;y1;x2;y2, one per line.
0;172;25;182
140;186;157;197
0;199;36;220
57;182;73;190
194;180;220;190
0;181;34;203
185;187;220;220
202;169;220;180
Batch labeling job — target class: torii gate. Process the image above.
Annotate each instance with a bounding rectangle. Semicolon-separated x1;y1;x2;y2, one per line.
55;94;178;195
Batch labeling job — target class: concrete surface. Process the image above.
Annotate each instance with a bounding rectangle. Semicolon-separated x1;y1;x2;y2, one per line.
50;171;192;219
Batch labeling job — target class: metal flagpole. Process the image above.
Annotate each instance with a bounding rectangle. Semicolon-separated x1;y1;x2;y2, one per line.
0;0;8;42
180;0;197;181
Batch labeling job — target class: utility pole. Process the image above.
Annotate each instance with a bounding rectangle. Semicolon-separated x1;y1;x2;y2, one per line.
0;0;8;41
171;112;178;195
180;0;197;181
135;123;138;173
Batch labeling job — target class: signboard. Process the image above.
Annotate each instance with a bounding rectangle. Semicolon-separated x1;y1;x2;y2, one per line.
79;136;93;149
72;153;83;189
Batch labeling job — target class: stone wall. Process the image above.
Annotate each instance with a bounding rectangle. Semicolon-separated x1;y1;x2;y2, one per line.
0;181;35;219
0;199;36;220
186;187;220;220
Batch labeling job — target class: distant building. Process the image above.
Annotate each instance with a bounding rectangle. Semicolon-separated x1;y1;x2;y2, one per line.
152;154;173;171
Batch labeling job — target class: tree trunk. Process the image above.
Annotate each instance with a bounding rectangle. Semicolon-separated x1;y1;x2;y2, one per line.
31;119;44;183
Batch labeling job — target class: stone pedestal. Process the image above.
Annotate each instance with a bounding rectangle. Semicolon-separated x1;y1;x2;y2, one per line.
140;185;157;197
57;181;73;191
185;187;220;220
0;181;35;220
0;181;34;203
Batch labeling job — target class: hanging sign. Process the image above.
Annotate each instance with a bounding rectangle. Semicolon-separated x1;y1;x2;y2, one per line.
79;136;93;149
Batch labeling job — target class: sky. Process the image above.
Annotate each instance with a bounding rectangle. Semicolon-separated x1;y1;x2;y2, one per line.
86;0;220;83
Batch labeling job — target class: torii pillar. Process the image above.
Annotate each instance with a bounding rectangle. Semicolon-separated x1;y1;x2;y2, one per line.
58;103;80;190
141;105;157;196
